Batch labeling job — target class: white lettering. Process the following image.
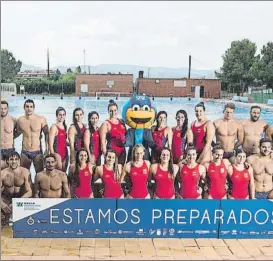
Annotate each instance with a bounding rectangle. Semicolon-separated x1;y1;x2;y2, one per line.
50;209;59;224
240;209;252;225
165;209;175;224
99;209;111;224
177;209;187;224
75;209;83;224
227;210;236;225
254;209;269;225
131;209;140;224
190;209;200;224
152;209;162;224
214;210;224;224
114;208;128;224
63;208;72;224
85;209;95;224
200;210;211;225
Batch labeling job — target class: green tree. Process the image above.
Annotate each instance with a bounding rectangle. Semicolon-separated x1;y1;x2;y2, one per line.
215;39;258;95
75;66;81;74
254;42;273;89
67;68;73;74
56;69;61;77
1;49;22;82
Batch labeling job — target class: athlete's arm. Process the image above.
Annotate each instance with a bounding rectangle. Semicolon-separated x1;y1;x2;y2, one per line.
166;127;173;150
99;121;108;155
21;169;32;198
120;163;130;183
41;116;49;153
84;129;92;159
186;128;193;144
34;174;41;198
48;125;58;154
235;121;244;150
266;125;273;141
68;126;76;164
62;172;71;198
248;167;255;199
13;118;22;139
197;122;215;164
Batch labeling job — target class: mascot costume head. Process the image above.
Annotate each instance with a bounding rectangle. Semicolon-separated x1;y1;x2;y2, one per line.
122;94;157;145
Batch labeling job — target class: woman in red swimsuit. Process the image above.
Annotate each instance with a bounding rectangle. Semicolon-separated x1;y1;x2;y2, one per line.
150;148;179;199
68;108;87;164
204;144;231;199
191;102;215;164
100;101;126;165
172;110;193;164
84;111;102;166
69;148;94;198
151;111;173;163
121;144;151;199
177;144;206;199
49;107;68;171
94;150;124;198
227;149;255;199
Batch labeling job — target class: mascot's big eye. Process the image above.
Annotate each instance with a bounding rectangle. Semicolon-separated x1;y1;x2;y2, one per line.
132;105;140;111
142;105;150;111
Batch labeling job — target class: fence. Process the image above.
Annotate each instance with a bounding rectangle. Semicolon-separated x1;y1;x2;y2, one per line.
249;93;273;104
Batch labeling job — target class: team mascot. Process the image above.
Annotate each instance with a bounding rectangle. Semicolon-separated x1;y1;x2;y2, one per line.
122;93;157;161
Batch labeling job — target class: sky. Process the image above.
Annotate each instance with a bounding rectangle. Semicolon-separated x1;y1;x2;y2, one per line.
1;1;273;70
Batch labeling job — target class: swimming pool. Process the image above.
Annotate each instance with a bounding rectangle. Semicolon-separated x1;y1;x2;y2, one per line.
6;96;273;179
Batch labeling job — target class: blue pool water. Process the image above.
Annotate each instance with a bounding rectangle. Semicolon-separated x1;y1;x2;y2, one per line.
5;96;273;180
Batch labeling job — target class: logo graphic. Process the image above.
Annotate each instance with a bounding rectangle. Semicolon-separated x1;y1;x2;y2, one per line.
156;229;161;236
169;229;175;236
149;229;156;235
26;216;35;226
16;202;23;207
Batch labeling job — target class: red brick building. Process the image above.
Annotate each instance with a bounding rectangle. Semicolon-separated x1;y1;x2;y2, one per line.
75;74;134;96
136;77;221;98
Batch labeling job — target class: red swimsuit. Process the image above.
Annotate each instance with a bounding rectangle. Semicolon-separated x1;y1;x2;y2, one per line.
230;166;250;199
102;165;123;198
191;121;207;153
179;164;201;199
208;161;227;199
129;161;149;198
74;165;92;198
154;164;175;199
172;128;186;163
54;125;67;161
90;129;101;160
106;119;126;157
152;127;167;160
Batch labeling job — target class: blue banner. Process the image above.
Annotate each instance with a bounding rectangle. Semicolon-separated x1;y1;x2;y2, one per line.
219;200;273;239
12;198;273;239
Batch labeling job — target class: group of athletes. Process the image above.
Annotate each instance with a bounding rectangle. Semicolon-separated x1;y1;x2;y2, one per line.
1;98;273;219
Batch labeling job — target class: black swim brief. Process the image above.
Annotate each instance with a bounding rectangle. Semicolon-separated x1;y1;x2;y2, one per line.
21;150;41;160
1;148;15;160
223;151;234;159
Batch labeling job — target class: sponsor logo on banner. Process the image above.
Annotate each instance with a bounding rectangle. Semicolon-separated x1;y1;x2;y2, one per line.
195;230;210;235
64;230;75;234
26;216;35;226
169;228;175;236
136;228;145;236
104;230;117;235
177;230;194;234
149;229;156;235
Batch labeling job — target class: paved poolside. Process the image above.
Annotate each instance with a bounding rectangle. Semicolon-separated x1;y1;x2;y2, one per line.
2;226;273;260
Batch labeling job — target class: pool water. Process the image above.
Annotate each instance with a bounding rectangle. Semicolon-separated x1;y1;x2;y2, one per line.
5;96;273;180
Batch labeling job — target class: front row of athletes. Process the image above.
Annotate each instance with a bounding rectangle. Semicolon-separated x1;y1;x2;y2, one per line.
4;139;272;213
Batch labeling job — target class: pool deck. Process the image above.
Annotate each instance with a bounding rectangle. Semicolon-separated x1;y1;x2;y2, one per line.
2;226;273;260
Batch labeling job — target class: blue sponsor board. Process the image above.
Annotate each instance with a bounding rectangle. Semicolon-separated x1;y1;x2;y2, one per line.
13;199;273;238
13;198;220;238
219;200;273;239
116;199;220;238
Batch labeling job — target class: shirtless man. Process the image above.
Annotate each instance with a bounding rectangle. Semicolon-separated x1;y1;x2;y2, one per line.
16;99;49;174
241;106;268;156
1;101;17;169
247;138;273;199
214;103;244;163
1;151;32;224
34;154;70;198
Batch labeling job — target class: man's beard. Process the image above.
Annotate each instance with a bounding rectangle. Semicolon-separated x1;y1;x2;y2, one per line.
251;116;259;122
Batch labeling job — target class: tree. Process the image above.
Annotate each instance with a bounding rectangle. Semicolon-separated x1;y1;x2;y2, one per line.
254;42;273;89
56;69;61;77
75;66;81;74
1;49;22;82
67;68;73;74
215;39;258;95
